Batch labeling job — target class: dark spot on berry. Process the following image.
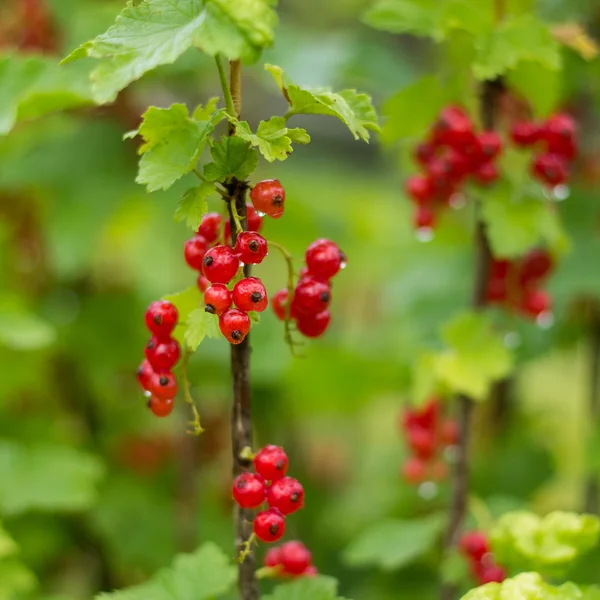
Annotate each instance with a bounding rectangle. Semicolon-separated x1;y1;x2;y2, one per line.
203;256;213;267
136;365;144;376
236;479;247;489
250;292;262;303
146;340;156;350
205;304;216;314
269;524;279;535
153;314;162;325
159;376;169;386
275;459;285;470
146;399;152;409
248;240;259;252
272;194;283;207
320;291;330;303
232;330;243;341
339;251;347;263
290;492;300;503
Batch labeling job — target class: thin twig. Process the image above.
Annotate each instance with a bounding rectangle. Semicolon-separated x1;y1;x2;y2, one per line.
585;312;600;513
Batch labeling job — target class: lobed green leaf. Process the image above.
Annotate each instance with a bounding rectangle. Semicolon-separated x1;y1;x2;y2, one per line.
174;183;214;231
264;576;349;600
185;309;221;351
203;136;258;182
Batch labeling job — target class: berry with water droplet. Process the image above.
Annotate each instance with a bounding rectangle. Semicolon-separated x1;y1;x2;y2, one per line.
250;179;286;219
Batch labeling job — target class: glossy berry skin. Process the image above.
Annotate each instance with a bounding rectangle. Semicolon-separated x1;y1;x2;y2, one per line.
148;395;175;418
433;106;475;148
145;301;179;339
280;541;312;575
197;212;222;245
219;309;251;344
406;427;436;460
203;245;240;284
511;121;540;147
403;399;439;432
271;289;290;321
254;445;289;481
542;113;576;158
197;274;210;292
405;175;435;206
232;472;266;509
293;279;330;317
477;565;506;584
305;239;344;280
266;476;305;515
250;179;286;219
519;249;553;285
401;456;427;484
532;153;568;186
414;141;436;166
149;371;178;400
184;235;209;271
145;337;181;372
297;310;331;338
204;284;232;316
521;289;551;317
414;206;436;230
474;162;499;186
136;360;154;391
254;508;286;543
460;531;489;562
232;277;268;313
477;131;503;160
264;546;283;568
235;231;268;264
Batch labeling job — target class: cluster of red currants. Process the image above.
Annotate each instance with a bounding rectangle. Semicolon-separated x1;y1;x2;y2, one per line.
511;113;577;188
460;531;506;585
232;445;304;543
271;239;346;338
136;301;181;417
405;106;503;233
263;540;317;578
486;248;554;321
400;398;459;485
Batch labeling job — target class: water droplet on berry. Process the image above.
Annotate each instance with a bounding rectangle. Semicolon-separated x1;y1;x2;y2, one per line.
504;331;521;348
418;481;438;500
449;192;466;210
143;390;151;398
256;210;266;217
416;227;434;242
553;184;570;201
340;259;347;270
536;311;554;329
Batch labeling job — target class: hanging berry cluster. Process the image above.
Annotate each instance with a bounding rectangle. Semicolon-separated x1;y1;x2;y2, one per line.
511;113;577;188
263;540;318;578
405;106;503;234
486;248;554;322
232;445;304;543
400;398;459;486
137;301;181;417
460;531;506;585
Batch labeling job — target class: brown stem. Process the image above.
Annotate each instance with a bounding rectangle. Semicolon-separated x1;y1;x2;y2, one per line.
585;314;600;513
226;59;259;600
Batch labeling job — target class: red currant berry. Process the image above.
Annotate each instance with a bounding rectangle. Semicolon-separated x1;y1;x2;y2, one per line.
145;300;178;339
250;179;286;219
414;141;436;166
542;113;576;158
477;564;506;584
303;566;319;577
197;212;222;245
271;289;290;321
519;249;553;285
401;456;427;484
232;277;268;313
406;426;436;460
254;445;289;481
444;149;470;182
511;121;541;147
145;337;181;372
402;399;439;431
235;231;268;264
520;289;551;318
531;153;568;186
148;395;175;417
426;158;452;191
204;284;232;316
473;162;499;186
203;245;240;284
405;175;435;206
433;106;475;148
197;274;210;292
247;205;264;232
232;472;266;509
264;546;283;568
413;206;436;230
477;131;503;160
136;360;154;391
254;508;286;543
440;420;459;446
305;239;345;280
219;309;251;344
266;476;305;515
296;310;331;338
293;279;330;317
184;235;209;271
280;541;312;575
460;531;489;561
149;371;178;400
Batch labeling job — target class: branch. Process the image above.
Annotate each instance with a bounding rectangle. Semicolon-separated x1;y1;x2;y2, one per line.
585;308;600;513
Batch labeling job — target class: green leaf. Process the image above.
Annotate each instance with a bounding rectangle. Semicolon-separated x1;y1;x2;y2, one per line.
204;136;258;182
248;311;261;324
174;183;214;231
441;549;471;586
0;441;104;516
473;15;561;81
433;312;513;401
96;543;236;600
0;53;94;135
185;309;221;351
128;103;225;192
263;576;346;600
506;61;561;118
0;296;56;351
265;65;379;142
63;0;278;104
0;559;37;600
412;352;439;405
343;513;446;570
490;511;600;577
233;116;310;162
162;287;203;345
0;522;17;560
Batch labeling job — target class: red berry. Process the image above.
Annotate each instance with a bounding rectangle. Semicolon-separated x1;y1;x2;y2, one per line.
145;336;181;372
293;279;330;317
149;371;178;400
541;113;577;159
254;445;289;481
247;205;264;232
303;566;319;577
136;360;153;391
264;546;283;568
204;284;232;316
203;245;240;284
197;212;222;244
520;289;551;318
426;158;452;191
266;476;305;515
271;289;290;321
296;310;331;338
235;231;268;264
405;175;435;206
519;249;553;285
414;141;436;166
305;239;344;280
460;531;489;562
232;277;268;313
250;179;286;219
145;300;178;339
511;121;540;147
444;149;470;182
531;153;568;186
219;309;251;344
413;206;436;230
477;564;506;584
232;472;266;509
477;131;503;160
402;399;439;431
254;508;286;543
280;541;312;575
433;106;475;148
197;274;210;292
406;427;437;460
473;162;499;186
148;395;175;417
440;420;459;446
184;235;209;271
401;456;427;484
